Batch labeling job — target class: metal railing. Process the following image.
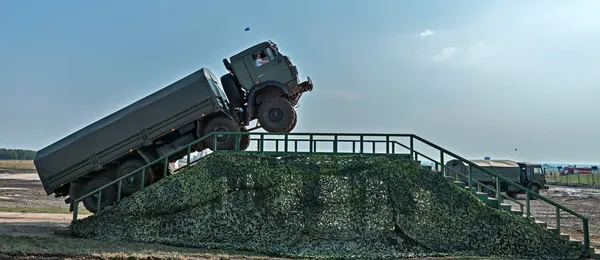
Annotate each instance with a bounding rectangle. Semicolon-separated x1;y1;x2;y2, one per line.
393;141;525;213
70;132;590;249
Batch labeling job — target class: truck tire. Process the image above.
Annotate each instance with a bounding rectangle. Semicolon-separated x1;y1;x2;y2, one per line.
506;191;519;199
81;176;117;213
257;97;296;133
202;116;241;151
288;109;297;132
220;74;244;107
116;160;153;197
529;184;540;200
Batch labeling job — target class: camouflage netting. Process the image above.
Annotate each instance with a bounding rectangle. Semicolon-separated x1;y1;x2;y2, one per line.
70;153;590;259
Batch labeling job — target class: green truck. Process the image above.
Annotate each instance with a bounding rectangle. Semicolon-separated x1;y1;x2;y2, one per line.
444;159;549;199
33;40;313;213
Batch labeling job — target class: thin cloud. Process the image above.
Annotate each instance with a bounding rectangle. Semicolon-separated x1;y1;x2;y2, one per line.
318;89;363;101
432;47;457;61
468;41;495;62
420;29;436;37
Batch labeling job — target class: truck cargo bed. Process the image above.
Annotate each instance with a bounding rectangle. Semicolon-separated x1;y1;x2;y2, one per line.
34;68;230;194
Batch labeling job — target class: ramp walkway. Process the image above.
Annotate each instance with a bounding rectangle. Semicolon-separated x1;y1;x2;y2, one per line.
70;132;595;258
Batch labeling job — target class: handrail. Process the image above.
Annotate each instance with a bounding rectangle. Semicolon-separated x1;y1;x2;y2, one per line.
410;134;590;247
69;132;590;249
72;131;226;220
72;132;412;220
392;141;525;211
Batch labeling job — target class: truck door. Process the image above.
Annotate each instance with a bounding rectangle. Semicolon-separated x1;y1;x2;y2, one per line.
247;46;291;86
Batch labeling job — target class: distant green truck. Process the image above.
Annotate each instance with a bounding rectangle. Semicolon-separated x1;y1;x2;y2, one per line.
33;40;313;213
444;159;549;199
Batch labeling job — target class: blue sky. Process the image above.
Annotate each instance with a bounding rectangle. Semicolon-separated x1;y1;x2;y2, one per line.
1;0;599;164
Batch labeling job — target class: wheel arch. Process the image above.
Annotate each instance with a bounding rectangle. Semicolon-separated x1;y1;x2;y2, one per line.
246;82;290;124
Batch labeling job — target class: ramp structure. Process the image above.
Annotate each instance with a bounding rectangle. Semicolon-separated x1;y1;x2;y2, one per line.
69;132;596;259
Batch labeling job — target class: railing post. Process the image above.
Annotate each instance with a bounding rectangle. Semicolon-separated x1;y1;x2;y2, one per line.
526;191;531;218
186;146;191;165
334;135;338;154
73;202;79;222
213;135;217;151
496;177;502;204
235;134;240;151
359;135;364;154
468;164;473;193
260;134;264;152
163;157;168;178
140;168;145;189
96;190;102;213
583;219;590;247
117;179;122;201
385;136;389;154
410;137;414;160
309;135;314;153
440;151;444;175
556;207;560;234
284;134;288;153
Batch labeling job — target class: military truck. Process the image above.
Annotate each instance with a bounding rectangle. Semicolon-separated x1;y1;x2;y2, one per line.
444;159;549;199
33;40;313;213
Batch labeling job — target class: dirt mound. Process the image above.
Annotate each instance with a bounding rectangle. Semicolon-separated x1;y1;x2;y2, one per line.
70;153;590;259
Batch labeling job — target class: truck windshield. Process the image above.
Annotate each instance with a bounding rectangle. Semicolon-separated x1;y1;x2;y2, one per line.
533;166;544;175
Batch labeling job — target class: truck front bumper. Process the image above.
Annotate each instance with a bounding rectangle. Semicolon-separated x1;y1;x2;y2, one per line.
299;76;313;92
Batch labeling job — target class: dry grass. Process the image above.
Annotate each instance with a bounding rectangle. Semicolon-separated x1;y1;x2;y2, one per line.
0;160;35;171
0;234;532;260
10;235;502;260
0;234;285;260
0;206;91;215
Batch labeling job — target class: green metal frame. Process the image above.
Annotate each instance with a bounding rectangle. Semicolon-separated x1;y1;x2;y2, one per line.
71;132;590;248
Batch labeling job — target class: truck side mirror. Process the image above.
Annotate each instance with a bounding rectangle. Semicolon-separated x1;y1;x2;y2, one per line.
223;59;233;72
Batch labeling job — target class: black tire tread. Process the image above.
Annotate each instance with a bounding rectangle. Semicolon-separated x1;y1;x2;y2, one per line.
116;159;153;197
257;97;296;133
202;116;241;151
81;177;118;213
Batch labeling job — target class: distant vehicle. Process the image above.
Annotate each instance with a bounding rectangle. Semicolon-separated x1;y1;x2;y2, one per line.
560;165;593;175
33;40;313;213
444;159;548;199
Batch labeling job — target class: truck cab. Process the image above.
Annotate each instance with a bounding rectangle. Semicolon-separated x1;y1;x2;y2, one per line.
220;40;313;133
508;162;549;198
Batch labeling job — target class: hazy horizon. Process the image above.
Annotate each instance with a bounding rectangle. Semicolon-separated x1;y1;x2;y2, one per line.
1;0;599;165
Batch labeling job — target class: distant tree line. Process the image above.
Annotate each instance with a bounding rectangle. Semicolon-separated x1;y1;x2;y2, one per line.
0;148;37;160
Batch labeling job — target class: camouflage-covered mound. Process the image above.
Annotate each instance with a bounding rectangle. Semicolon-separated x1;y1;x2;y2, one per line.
70;153;589;259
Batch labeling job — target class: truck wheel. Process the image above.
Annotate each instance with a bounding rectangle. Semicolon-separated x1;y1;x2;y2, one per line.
529;184;540;200
220;74;244;107
202;116;241;151
116;160;153;197
257;97;296;133
287;109;297;132
81;177;117;213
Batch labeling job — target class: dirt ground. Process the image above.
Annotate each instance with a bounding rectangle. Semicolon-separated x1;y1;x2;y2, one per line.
502;185;600;249
0;169;599;259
